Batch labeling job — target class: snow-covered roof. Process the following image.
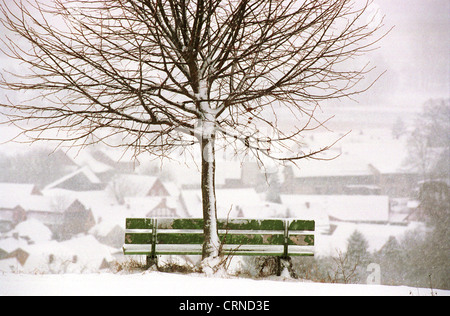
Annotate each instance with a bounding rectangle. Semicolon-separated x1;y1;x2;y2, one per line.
11;235;117;273
0;237;29;253
140;158;202;187
0;183;41;196
290;129;413;178
155;180;181;197
280;194;390;223
0;183;44;210
44;167;102;191
180;188;290;219
108;174;160;197
279;195;331;234
0;194;50;212
10;218;52;243
65;150;114;174
181;188;265;218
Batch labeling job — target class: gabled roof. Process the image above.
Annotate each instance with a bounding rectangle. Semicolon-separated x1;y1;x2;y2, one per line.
181;188;265;218
44;167;102;191
108;174;182;198
0;237;29;253
0;183;42;197
279;195;331;234
0;188;82;214
65;150;114;174
280;194;390;223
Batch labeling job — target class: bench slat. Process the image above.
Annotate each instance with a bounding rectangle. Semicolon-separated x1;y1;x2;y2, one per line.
220;233;285;245
217;218;285;231
125;232;288;246
156;218;204;229
220;244;285;256
287;234;315;246
126;218;154;229
289;220;315;231
123;244;312;256
155;244;203;255
123;244;153;255
155;244;286;256
155;218;287;231
124;232;153;245
286;245;315;256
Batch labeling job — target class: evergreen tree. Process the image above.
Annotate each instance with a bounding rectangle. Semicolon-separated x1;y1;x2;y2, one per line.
376;236;404;285
346;230;371;283
347;230;370;265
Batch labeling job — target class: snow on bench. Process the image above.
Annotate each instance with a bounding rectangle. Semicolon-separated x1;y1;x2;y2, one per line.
123;217;314;275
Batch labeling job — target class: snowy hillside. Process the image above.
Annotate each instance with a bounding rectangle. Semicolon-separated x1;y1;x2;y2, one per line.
1;271;448;296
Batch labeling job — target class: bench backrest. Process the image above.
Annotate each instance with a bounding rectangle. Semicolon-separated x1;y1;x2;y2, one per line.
123;218;314;257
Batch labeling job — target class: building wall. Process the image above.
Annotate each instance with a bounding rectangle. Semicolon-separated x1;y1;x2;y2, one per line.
282;169;419;198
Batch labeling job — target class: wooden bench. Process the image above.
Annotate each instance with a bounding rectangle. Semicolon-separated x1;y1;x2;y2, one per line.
123;217;315;275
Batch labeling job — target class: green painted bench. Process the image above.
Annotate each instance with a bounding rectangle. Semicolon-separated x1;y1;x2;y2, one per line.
123;217;315;274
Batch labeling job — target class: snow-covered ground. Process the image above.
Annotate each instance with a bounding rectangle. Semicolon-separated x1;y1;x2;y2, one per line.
1;271;448;296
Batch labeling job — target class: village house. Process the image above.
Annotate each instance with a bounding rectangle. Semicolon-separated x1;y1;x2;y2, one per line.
107;174;179;198
0;183;42;232
0;206;27;233
89;149;138;174
81;175;187;248
61;147;139;182
0;236;30;268
282;152;418;198
180;188;287;219
25;198;95;240
0;183;95;240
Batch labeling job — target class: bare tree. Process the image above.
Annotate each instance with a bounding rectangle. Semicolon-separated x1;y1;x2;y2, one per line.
0;0;388;261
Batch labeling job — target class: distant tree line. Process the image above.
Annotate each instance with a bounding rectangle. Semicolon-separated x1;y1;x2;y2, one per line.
0;148;69;187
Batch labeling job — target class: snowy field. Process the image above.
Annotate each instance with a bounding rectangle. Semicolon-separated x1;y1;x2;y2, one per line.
1;271;449;296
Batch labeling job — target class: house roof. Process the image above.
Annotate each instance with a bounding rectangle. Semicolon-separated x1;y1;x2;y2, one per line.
181;188;275;218
44;167;102;191
289;129;414;178
0;194;48;212
0;186;81;214
0;183;42;196
10;218;52;243
279;195;331;233
0;237;29;253
15;235;117;273
65;150;114;174
109;174;159;197
280;194;390;223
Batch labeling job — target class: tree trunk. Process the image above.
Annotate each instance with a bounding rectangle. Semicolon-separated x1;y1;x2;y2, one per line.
200;127;220;259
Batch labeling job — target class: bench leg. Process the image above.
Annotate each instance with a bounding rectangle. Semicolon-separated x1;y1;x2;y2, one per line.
146;255;158;269
277;257;297;278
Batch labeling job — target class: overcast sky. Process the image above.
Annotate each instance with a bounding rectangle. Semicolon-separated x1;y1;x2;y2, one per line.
0;0;448;109
358;0;449;107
